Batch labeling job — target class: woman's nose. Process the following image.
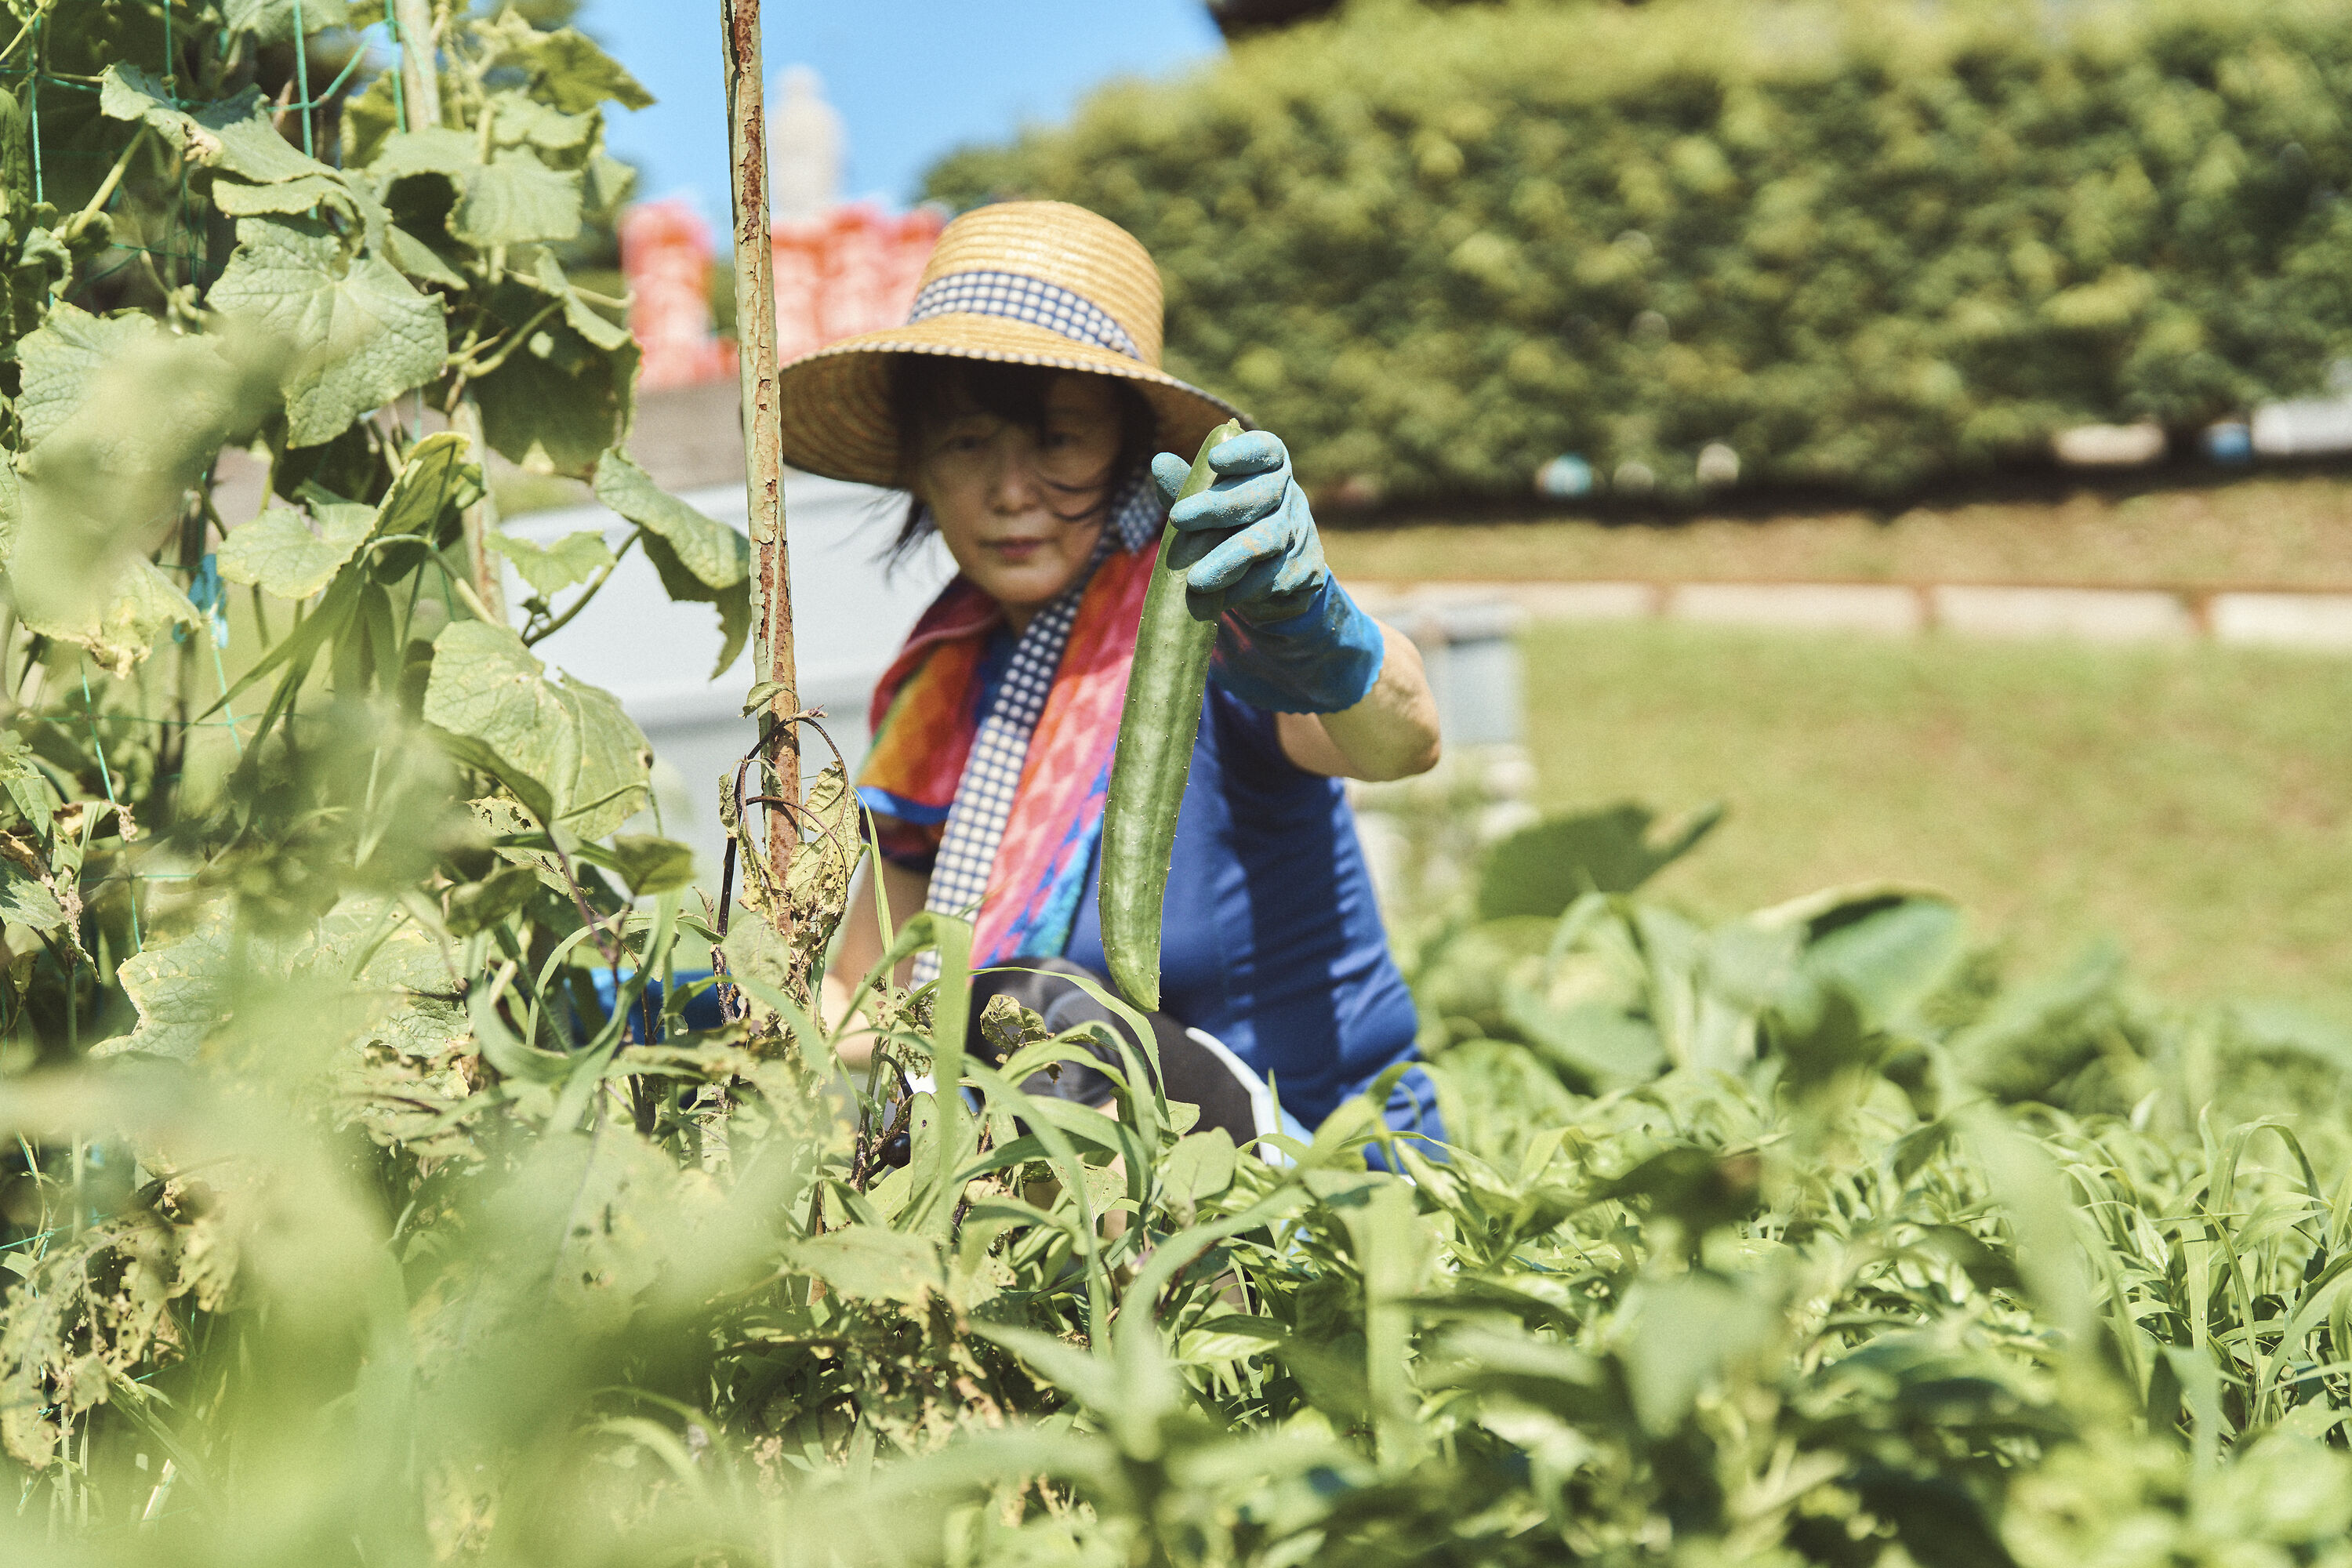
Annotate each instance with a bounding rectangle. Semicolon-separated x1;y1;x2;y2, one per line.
986;437;1042;513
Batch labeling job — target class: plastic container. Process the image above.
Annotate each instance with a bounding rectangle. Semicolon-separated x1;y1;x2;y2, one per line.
1535;454;1595;498
1385;599;1527;748
2203;420;2252;463
2251;397;2352;457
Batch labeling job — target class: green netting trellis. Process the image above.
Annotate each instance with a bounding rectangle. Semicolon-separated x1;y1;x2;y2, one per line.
0;1;420;971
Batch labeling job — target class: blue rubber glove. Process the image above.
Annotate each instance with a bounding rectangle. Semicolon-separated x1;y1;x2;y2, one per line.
1149;430;1385;715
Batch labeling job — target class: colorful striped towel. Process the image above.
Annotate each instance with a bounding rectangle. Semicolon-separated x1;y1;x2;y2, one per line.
858;544;1157;967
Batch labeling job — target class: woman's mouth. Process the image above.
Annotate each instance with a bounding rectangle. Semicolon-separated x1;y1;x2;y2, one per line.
984;538;1047;563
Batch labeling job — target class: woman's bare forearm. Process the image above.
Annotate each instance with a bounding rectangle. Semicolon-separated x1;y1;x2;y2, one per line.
1276;621;1442;782
822;858;931;1066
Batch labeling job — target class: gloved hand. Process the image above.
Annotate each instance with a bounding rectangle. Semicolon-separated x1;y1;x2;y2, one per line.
1149;430;1385;715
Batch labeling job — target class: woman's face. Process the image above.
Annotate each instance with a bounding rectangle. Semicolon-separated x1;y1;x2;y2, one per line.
909;372;1123;624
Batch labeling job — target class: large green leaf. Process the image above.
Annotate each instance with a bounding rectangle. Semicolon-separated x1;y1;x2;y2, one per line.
212;172;361;223
605;834;697;897
0;733;54;840
16;310;274;488
487;89;598;154
1504;986;1668;1091
9;322;275;671
1777;888;1968;1031
316;895;466;996
369;126;481;182
1475;801;1724;920
422;619;652;842
0;850;65;933
787;1229;943;1307
222;0;353;41
103;921;233;1063
217;503;376;600
98;66;337;185
14;303;157;450
1160;1131;1239;1214
444;864;541;937
530;250;631;353
375;430;486;546
583;151;637;217
521;28;656;113
383;223;466;289
16;557;205;677
209;217;449;446
592;449;752;677
13;533;207;677
451;148;583;249
590;450;749;591
103;901;450;1065
1617;1273;1780;1436
1951;942;2131;1102
489;528;613;598
472;319;632;478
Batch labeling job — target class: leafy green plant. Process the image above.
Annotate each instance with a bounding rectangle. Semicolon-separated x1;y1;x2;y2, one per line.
15;800;2352;1564
929;0;2352;500
0;0;748;1071
0;0;789;1500
7;6;2352;1566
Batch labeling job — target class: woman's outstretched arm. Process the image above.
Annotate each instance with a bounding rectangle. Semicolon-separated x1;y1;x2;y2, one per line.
1276;620;1442;782
820;855;931;1067
1150;431;1443;782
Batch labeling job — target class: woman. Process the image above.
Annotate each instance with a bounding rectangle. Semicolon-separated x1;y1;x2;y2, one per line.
779;201;1443;1143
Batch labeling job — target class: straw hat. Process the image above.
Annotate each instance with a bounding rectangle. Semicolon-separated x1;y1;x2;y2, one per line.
775;201;1246;488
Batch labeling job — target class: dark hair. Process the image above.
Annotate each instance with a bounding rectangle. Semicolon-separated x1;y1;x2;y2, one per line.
883;356;1159;564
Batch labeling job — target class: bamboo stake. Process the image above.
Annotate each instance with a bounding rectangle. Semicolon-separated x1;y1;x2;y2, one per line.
390;0;440;129
724;0;800;915
449;399;506;624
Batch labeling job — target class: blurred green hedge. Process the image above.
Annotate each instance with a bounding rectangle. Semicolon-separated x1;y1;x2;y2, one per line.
927;0;2352;500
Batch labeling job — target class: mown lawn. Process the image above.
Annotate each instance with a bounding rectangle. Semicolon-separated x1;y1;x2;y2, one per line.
1330;472;2352;587
1518;620;2352;1014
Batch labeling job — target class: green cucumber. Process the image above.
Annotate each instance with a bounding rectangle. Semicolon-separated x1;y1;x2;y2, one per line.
1101;419;1243;1011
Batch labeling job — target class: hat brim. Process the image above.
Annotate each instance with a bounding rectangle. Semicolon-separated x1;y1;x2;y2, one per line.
775;314;1248;488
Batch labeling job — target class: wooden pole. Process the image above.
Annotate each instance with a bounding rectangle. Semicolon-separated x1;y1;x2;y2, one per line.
449;400;506;623
724;0;800;911
390;0;441;130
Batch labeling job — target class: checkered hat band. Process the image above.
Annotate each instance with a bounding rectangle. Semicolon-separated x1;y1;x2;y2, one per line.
910;475;1163;984
908;270;1142;361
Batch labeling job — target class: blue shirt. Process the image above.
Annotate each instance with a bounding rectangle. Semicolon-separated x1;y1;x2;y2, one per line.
1062;684;1426;1132
883;627;1434;1134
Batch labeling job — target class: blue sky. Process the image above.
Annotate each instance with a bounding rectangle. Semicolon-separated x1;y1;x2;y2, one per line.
577;1;1226;228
